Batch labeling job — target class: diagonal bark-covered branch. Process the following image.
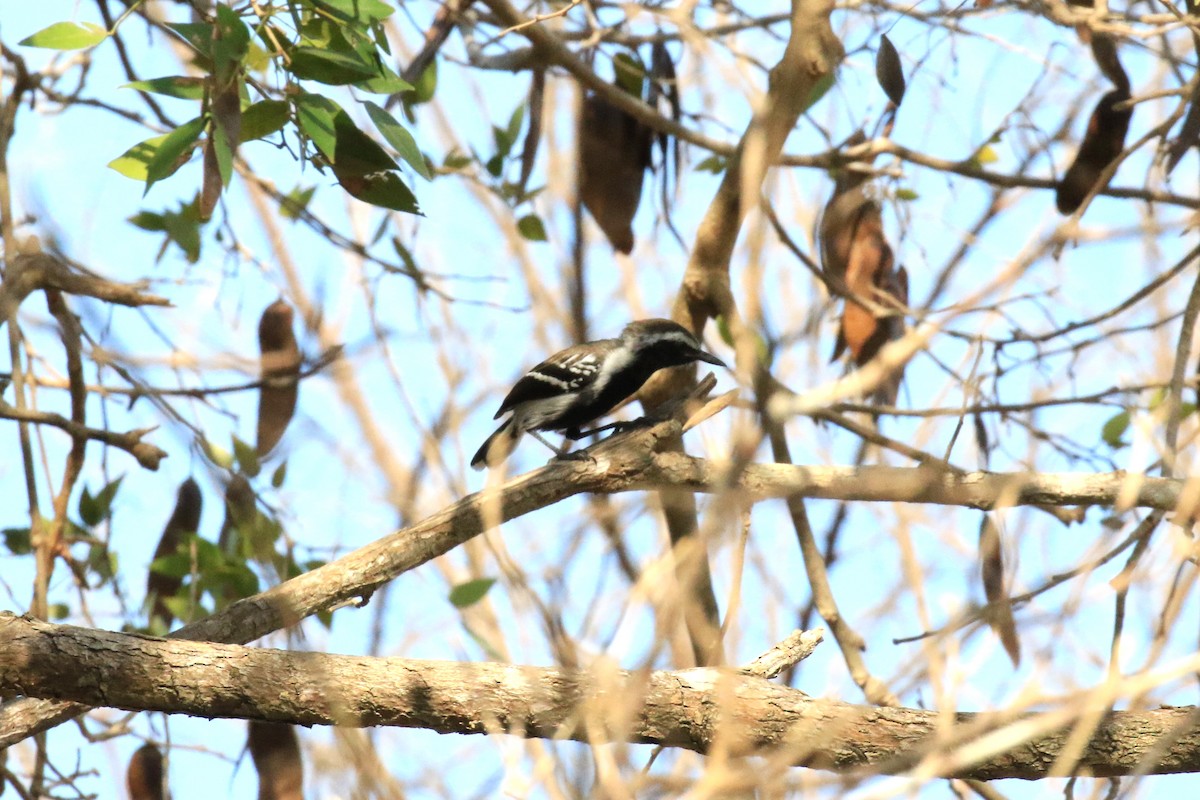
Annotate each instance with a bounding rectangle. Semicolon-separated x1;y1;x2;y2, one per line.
4;614;1200;780
2;412;1195;746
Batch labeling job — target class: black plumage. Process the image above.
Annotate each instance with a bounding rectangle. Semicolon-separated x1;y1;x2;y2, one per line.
471;319;725;470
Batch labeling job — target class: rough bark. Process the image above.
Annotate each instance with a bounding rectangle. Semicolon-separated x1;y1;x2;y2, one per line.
3;615;1200;780
1;415;1193;746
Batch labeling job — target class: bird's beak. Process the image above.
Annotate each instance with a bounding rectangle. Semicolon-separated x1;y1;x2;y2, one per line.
694;349;727;368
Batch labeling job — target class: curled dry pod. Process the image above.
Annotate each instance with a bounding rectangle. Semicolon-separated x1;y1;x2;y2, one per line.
517;70;545;195
248;721;304;800
256;299;302;456
147;478;202;630
1056;88;1132;215
126;743;167;800
836;204;896;366
875;34;906;108
578;93;653;254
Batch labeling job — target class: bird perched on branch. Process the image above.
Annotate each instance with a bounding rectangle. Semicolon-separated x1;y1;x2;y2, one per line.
471;319;726;470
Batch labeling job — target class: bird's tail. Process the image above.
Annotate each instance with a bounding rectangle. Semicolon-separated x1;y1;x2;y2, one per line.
470;419;521;470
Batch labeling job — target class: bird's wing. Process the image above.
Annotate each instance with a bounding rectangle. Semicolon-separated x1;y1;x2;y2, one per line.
494;341;613;418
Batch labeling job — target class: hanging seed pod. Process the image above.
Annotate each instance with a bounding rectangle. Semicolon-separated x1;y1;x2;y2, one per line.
147;478;202;629
875;35;907;109
126;743;167;800
578;93;653;254
256;299;302;456
249;721;304;800
1056;87;1132;214
1091;34;1130;94
218;473;256;555
517;70;545;196
980;515;1021;667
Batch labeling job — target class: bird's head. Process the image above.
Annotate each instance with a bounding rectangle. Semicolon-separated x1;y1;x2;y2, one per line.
620;319;727;368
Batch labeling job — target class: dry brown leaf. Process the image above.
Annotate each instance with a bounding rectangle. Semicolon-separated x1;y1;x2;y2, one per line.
578;93;653;254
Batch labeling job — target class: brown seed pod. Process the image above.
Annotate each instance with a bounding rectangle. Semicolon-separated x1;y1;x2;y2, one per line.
875;34;906;109
1056;88;1132;215
147;478;202;630
248;721;304;800
578;93;653;254
256;299;301;456
126;743;167;800
980;515;1021;667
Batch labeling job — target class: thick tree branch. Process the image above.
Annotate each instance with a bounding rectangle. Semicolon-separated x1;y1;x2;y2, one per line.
4;614;1200;780
3;411;1197;745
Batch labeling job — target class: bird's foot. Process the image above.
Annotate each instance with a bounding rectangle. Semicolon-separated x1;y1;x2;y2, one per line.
554;449;596;465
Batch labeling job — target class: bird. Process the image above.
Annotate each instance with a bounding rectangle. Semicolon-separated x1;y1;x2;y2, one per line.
471;319;726;470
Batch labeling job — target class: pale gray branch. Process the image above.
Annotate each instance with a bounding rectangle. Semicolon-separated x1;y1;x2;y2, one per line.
1;416;1193;746
3;614;1200;780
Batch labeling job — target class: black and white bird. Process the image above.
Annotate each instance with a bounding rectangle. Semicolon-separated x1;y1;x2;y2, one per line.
471;318;726;470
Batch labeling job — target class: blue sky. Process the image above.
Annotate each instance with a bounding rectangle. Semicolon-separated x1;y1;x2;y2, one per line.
3;1;1200;798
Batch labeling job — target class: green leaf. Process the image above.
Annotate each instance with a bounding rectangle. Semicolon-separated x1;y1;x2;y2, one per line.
122;76;206;100
895;188;920;201
212;124;234;187
802;72;835;113
162;201;202;263
974;145;999;165
493;104;524;157
289;46;378;85
694;154;727;174
281;186;316;219
449;578;496;608
271;460;288;488
715;315;734;347
241;100;290;141
128;211;167;231
88;542;118;584
144;116;205;193
166;22;215;61
108;134;170;181
407;60;437;106
1101;411;1130;448
3;527;31;555
296;92;341;161
232;436;260;477
202;439;235;469
213;4;250;85
517;214;547;242
443;152;471;170
79;476;123;527
362;101;431;179
313;0;395;24
355;63;411;95
20;21;107;50
336;170;421;214
48;603;70;621
298;96;397;174
613;52;646;98
150;551;193;580
163;594;205;624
